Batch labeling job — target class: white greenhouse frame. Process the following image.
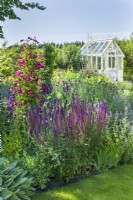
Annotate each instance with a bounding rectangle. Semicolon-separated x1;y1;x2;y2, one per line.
81;39;125;82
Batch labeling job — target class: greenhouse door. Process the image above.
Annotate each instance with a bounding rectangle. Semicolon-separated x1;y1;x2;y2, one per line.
108;70;117;82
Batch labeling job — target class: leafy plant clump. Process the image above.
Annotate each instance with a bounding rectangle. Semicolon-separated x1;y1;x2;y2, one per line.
51;69;126;118
0;158;34;200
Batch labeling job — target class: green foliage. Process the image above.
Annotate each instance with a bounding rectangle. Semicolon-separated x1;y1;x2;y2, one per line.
21;146;54;189
22;122;106;188
0;97;29;158
106;117;133;163
117;81;133;120
92;145;123;172
0;45;21;84
2;131;23;159
116;37;133;82
86;76;125;116
52;69;125;116
0;0;45;38
91;116;133;172
117;82;133;91
54;45;85;70
0;158;34;200
43;43;57;82
63;45;84;70
128;91;133;110
52;138;92;182
1;119;29;159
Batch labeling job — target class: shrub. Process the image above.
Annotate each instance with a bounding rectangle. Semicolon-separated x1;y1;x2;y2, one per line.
117;81;133;91
91;117;133;172
52;137;92;182
21;147;54;189
21;140;92;186
0;89;30;158
0;45;21;84
51;69;125;118
43;43;57;82
105;117;133;163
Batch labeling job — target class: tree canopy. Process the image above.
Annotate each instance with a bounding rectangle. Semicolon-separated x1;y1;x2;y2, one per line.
0;0;46;38
116;36;133;82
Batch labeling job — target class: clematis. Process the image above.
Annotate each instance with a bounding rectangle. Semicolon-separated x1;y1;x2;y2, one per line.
14;102;22;107
28;53;37;59
17;58;28;67
9;88;16;94
23;76;31;82
35;61;46;69
15;70;23;77
17;87;23;96
27;90;34;95
13;38;48;108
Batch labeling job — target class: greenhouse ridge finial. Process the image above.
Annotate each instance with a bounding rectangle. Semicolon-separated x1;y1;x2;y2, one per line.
87;33;93;41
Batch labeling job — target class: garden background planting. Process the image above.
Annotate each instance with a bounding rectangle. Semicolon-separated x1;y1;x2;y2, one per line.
0;37;133;200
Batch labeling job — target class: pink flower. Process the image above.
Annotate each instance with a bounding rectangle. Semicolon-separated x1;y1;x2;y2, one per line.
34;61;46;69
14;102;22;107
15;70;23;77
17;58;28;67
8;103;13;108
9;88;16;94
30;70;35;76
28;53;37;59
23;45;29;50
38;78;43;82
24;76;31;82
24;100;28;105
27;90;34;95
18;87;23;96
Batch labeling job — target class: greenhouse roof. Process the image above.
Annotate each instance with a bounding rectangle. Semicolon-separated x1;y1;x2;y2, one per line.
81;39;112;56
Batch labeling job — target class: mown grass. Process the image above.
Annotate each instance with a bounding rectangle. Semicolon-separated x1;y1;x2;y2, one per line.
33;164;133;200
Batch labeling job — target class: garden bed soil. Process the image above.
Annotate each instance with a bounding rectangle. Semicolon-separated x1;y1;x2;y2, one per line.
35;163;126;194
36;169;101;193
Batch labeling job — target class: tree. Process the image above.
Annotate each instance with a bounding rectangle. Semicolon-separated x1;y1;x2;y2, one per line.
43;43;57;82
0;44;21;83
116;36;133;82
0;0;46;38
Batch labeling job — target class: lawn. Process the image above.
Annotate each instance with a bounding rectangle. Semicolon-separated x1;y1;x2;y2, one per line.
33;164;133;200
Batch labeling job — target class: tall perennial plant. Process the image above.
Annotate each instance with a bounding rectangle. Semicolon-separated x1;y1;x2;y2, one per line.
10;37;49;108
28;97;111;144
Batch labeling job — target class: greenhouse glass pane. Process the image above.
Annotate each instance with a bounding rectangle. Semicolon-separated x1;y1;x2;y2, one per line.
112;57;115;68
97;57;101;69
109;57;111;68
92;57;96;69
85;40;111;55
87;42;97;54
97;42;104;51
109;51;115;56
98;41;109;54
93;42;103;54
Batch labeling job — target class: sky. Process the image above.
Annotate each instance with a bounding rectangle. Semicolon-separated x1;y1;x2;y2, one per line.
0;0;133;46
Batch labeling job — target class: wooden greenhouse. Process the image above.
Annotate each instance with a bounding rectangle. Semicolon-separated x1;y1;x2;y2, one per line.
81;39;124;82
